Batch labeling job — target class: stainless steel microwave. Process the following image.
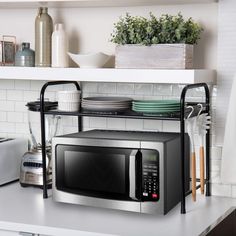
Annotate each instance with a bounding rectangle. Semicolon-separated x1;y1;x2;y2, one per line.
52;130;190;214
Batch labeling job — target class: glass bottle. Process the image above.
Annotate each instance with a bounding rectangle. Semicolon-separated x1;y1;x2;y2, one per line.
51;23;68;68
15;42;35;67
35;7;53;67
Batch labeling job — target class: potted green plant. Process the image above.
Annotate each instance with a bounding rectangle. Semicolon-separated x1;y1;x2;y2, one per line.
111;13;203;69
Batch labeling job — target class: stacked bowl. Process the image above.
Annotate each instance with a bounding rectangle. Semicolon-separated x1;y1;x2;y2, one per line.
57;90;81;112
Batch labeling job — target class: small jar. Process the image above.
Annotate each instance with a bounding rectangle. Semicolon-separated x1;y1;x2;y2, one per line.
15;42;35;67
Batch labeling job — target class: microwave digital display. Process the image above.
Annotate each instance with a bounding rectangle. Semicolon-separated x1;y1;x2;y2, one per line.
146;154;158;162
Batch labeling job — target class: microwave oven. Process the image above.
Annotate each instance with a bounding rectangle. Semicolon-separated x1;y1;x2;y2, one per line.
52;130;190;214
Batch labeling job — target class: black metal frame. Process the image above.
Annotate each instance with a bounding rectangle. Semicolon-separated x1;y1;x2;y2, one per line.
40;81;211;213
180;83;210;214
40;81;81;198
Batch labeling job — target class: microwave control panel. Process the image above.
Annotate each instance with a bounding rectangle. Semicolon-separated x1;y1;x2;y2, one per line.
142;150;159;201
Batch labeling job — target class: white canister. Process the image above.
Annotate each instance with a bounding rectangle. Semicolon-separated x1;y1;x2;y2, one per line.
57;90;81;112
52;23;68;68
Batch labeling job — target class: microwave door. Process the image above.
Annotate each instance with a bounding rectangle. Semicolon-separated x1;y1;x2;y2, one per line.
55;145;139;201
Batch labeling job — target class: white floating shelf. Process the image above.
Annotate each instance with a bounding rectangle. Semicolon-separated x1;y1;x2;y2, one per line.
0;67;216;84
0;0;218;8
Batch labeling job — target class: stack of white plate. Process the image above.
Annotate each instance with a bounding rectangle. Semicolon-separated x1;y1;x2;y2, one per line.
82;97;132;112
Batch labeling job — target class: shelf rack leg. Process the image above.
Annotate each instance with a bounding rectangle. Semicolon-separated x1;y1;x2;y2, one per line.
204;85;211;197
78;83;82;132
180;83;211;214
180;88;187;214
40;80;80;199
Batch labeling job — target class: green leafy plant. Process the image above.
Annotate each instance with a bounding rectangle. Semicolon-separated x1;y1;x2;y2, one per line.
111;13;203;45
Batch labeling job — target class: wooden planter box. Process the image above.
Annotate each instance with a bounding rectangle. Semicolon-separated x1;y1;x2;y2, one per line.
115;44;193;69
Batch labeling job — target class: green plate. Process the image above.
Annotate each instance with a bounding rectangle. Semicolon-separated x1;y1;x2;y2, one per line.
133;100;180;105
133;105;180;110
133;104;180;108
132;107;180;113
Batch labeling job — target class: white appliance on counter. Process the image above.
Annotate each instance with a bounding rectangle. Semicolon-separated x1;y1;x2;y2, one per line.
0;138;28;185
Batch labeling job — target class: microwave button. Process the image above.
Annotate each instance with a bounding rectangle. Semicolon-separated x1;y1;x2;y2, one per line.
143;192;148;196
152;193;158;199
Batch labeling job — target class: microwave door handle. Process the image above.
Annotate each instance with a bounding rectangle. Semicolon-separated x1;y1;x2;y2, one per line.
129;150;142;201
129;150;139;200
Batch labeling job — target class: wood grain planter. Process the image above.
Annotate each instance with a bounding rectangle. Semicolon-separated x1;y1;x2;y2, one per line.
115;44;193;69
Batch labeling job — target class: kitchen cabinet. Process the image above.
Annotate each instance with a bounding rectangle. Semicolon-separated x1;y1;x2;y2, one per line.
0;0;218;8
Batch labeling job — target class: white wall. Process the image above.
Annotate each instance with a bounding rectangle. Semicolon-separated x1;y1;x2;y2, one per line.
1;3;233;197
0;3;218;68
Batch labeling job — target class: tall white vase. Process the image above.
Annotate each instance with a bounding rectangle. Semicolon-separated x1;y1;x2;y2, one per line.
51;23;68;68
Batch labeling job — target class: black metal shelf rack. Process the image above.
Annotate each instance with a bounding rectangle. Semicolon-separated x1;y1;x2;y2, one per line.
40;80;211;214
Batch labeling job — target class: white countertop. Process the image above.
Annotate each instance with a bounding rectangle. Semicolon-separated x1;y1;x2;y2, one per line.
0;182;235;236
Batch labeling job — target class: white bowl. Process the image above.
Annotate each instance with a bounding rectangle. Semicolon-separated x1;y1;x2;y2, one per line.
58;90;81;102
58;102;80;112
68;52;110;68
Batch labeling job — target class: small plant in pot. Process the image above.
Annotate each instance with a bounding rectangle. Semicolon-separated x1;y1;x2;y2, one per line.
110;13;203;69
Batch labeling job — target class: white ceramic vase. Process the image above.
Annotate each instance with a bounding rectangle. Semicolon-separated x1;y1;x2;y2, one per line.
51;23;68;68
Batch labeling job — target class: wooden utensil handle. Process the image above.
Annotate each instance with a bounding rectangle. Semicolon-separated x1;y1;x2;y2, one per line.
200;146;205;194
192;152;196;202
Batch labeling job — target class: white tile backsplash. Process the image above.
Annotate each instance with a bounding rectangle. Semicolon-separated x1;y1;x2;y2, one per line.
125;118;143;131
82;82;98;93
0;101;15;111
98;83;116;94
15;123;29;134
153;84;172;96
210;146;222;160
0;79;14;89
23;91;40;102
0;112;7;122
143;120;162;131
135;84;153;95
15;101;27;112
210;171;221;184
90;117;107;128
107;118;126;130
0;122;15;133
211;183;232;197
117;83;135;95
232;186;236;198
0;90;6;100
7;112;24;123
15;80;31;90
163;121;180;132
30;80;47;91
7;90;23;101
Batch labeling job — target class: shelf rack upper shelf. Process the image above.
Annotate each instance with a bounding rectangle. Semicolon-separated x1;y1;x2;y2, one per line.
0;0;218;8
0;67;216;84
